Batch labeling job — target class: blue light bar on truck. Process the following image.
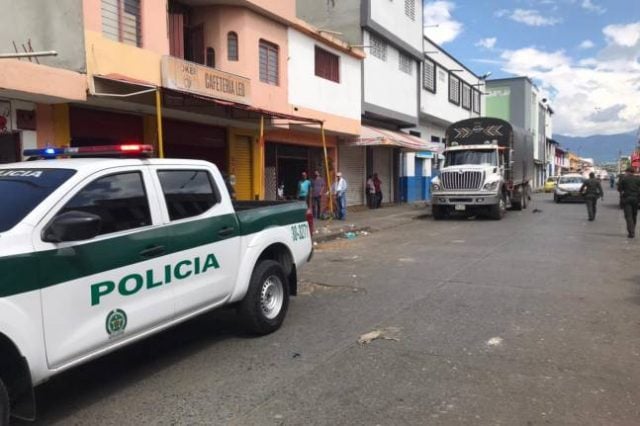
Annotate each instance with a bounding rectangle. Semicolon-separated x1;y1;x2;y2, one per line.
24;144;154;158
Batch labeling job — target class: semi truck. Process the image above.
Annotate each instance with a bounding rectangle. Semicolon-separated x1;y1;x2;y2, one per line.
430;117;534;220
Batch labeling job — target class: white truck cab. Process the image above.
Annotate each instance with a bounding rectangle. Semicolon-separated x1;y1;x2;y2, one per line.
0;145;313;424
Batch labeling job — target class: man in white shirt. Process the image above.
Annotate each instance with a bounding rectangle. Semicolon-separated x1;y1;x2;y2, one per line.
332;171;348;220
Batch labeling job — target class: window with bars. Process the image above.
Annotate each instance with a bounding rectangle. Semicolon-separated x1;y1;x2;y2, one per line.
101;0;141;47
449;73;460;105
473;89;481;114
259;40;279;85
462;83;471;110
405;0;416;20
423;58;435;92
399;52;413;75
315;46;340;83
227;32;238;61
369;33;387;61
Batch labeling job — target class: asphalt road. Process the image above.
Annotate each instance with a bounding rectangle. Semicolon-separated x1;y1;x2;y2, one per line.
23;188;640;425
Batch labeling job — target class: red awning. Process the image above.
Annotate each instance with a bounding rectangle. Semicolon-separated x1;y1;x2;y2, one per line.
348;125;441;152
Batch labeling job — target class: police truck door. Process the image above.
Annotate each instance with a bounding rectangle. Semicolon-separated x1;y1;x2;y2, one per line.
36;167;173;368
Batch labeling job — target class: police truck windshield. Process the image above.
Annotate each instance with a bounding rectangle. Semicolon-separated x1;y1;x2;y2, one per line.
445;149;497;167
0;169;76;232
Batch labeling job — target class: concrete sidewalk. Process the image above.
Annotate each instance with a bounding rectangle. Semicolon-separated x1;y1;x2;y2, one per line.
312;202;431;243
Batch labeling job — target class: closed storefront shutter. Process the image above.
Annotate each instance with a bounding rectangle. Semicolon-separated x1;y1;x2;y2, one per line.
232;136;252;200
372;147;392;204
339;145;365;206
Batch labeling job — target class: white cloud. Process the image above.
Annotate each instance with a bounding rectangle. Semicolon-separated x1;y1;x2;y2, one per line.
581;0;606;14
509;9;562;26
476;37;497;49
497;45;640;136
603;22;640;47
423;1;463;44
579;40;595;49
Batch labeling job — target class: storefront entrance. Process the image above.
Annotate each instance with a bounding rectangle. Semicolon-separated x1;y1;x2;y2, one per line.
265;142;325;200
0;133;19;163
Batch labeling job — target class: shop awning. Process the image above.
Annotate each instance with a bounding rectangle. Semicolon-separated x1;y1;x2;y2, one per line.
348;125;441;152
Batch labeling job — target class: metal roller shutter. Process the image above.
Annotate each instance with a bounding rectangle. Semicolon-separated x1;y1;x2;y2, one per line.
232;136;252;200
372;147;392;204
339;145;365;206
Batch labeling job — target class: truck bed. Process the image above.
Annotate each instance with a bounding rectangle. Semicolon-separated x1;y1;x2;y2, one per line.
233;200;308;235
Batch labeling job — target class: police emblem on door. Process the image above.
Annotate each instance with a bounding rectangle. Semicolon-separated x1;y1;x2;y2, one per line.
105;309;128;338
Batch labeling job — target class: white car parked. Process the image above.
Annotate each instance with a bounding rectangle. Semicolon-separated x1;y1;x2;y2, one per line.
554;174;585;203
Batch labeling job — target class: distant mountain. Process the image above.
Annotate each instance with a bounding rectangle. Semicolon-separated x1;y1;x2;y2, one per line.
554;132;637;163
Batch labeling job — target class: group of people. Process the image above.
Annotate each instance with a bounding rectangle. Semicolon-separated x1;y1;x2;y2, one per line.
296;170;348;221
579;167;640;238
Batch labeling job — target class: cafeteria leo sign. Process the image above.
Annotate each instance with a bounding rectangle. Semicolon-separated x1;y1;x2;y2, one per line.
161;56;251;105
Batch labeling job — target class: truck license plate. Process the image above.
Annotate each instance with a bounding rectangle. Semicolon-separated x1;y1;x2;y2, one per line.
455;204;466;211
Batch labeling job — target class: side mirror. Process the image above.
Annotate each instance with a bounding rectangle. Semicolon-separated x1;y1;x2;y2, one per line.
43;211;102;243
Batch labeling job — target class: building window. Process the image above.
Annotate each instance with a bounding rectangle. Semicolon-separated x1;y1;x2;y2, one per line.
259;40;279;85
206;47;215;68
423;58;435;92
405;0;416;20
462;83;471;110
315;46;340;83
370;33;387;61
448;73;460;105
101;0;142;47
472;89;481;114
399;52;413;75
227;32;238;61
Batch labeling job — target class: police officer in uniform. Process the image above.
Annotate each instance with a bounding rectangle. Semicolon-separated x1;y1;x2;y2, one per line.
618;167;640;238
579;172;603;221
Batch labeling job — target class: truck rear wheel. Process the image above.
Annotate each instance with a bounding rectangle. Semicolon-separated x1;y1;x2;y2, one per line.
0;378;9;426
239;260;289;335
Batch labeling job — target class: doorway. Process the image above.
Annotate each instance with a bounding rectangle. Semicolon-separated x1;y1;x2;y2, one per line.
0;133;20;163
277;157;308;199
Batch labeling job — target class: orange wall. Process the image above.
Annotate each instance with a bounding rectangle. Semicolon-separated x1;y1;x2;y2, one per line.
192;6;289;114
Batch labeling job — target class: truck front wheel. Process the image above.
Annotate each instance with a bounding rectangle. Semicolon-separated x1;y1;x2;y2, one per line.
432;205;447;220
0;378;9;426
239;260;290;335
489;195;506;220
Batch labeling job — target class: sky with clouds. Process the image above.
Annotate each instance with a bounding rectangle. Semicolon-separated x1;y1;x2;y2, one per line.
423;0;640;137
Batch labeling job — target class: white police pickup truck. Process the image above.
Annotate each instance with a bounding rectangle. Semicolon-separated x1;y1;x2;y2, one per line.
0;145;313;424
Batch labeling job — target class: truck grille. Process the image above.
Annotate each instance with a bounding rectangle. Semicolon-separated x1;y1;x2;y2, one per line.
441;171;484;190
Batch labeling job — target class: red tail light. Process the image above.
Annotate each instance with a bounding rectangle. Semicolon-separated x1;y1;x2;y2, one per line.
305;207;314;237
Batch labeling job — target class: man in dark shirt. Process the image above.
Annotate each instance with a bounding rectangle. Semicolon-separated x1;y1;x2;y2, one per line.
579;172;603;221
618;167;640;238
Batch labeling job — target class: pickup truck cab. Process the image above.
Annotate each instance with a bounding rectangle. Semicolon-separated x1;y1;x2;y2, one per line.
0;145;312;424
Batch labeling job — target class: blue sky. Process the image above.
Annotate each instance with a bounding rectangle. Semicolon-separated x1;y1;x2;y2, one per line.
423;0;640;137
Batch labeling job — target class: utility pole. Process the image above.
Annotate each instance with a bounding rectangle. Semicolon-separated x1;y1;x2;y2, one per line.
618;150;622;175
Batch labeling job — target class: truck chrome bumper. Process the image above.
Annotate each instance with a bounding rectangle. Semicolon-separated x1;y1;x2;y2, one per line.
432;193;500;206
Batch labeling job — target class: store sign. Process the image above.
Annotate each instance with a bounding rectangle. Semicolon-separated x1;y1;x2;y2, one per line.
0;101;11;134
161;56;251;105
416;151;435;159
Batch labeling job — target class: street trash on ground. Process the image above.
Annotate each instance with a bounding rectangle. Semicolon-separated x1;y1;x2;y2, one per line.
345;231;357;240
358;327;401;345
486;337;503;346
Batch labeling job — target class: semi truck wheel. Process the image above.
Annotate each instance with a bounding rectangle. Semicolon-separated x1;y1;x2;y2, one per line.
489;195;506;220
432;205;446;220
0;378;9;426
239;260;289;335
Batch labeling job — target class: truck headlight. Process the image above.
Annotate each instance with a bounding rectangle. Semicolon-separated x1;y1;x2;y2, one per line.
483;181;499;191
431;183;441;191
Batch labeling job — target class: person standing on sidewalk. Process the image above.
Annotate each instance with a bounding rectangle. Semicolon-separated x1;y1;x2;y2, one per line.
311;170;325;220
373;173;382;208
579;172;603;221
366;175;375;208
297;171;311;205
333;171;348;220
618;167;640;238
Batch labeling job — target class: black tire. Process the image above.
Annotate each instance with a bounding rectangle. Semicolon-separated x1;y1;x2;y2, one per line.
432;205;446;220
489;194;506;220
0;378;9;426
554;194;560;203
239;260;289;335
